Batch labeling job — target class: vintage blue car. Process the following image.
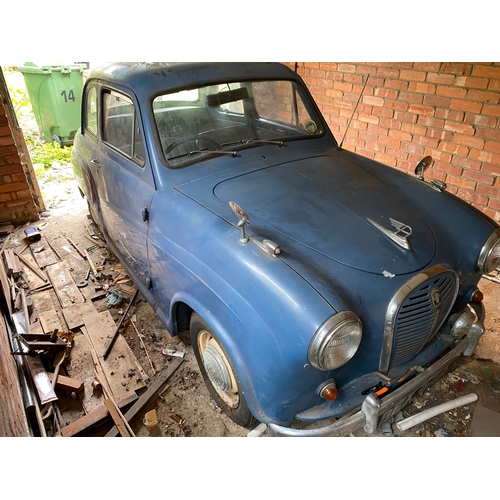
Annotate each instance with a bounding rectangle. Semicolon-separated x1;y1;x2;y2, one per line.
71;62;500;436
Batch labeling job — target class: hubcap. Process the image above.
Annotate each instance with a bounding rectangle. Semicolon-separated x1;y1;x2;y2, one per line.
204;345;232;392
198;329;239;408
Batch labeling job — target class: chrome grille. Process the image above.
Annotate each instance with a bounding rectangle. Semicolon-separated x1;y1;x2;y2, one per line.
379;266;459;373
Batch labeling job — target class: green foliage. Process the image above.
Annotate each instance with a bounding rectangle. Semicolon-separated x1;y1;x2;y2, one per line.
3;67;31;115
30;141;73;169
3;67;73;171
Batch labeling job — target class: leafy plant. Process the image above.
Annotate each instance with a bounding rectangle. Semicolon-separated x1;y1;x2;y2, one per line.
3;67;73;170
30;141;73;169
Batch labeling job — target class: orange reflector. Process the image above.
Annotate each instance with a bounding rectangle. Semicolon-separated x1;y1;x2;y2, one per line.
320;384;338;401
471;289;484;302
375;387;389;397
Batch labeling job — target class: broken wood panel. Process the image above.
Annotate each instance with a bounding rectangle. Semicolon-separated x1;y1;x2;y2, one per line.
30;290;63;334
65;329;104;415
62;302;98;330
30;236;60;268
80;286;108;302
45;233;85;264
57;393;137;437
39;309;64;334
17;252;48;288
103;396;134;437
106;357;183;437
83;311;147;400
32;289;57;313
46;261;85;308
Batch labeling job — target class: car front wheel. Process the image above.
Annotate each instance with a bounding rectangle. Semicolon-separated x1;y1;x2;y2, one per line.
190;313;257;429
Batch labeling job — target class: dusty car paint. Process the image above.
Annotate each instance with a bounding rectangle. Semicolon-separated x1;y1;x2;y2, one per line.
72;62;499;434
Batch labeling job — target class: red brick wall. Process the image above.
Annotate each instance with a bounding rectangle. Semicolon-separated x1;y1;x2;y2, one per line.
286;62;500;223
0;94;38;225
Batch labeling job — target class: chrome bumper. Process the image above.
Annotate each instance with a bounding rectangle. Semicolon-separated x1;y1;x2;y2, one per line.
268;321;485;437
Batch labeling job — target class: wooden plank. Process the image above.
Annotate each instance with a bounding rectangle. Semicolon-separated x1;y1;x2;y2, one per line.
30;290;62;334
82;325;118;403
46;261;85;308
3;249;17;277
16;251;48;285
47;372;84;393
83;326;136;437
46;233;85;263
57;394;137;437
30;236;60;268
0;250;12;316
32;289;56;313
4;248;23;277
62;302;98;330
84;249;99;278
106;357;183;437
104;397;134;437
39;309;63;334
83;312;147;401
78;283;106;304
67;237;86;259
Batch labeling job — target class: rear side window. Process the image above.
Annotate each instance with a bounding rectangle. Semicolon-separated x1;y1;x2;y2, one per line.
85;85;98;136
102;90;145;165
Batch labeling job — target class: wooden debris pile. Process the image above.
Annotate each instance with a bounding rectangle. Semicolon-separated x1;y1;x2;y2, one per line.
0;220;182;437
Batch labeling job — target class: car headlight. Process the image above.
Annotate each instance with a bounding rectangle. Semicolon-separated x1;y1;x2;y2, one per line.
477;228;500;274
308;311;362;371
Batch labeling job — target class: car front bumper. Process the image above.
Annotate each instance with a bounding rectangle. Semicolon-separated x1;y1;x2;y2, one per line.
268;319;485;437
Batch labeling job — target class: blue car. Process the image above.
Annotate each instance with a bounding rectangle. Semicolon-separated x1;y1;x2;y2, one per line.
71;62;500;436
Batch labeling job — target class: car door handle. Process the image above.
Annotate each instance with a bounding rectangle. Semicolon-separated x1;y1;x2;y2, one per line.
91;159;100;167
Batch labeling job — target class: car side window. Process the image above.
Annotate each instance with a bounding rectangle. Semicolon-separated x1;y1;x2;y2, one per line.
85;85;98;137
102;89;145;166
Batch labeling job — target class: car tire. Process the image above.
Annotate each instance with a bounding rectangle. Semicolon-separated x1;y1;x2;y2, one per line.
190;312;258;429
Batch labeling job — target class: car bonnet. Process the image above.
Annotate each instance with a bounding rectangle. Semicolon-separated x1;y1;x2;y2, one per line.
180;154;437;275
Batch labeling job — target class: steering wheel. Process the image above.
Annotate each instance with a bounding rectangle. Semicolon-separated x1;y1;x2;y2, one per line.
165;134;221;156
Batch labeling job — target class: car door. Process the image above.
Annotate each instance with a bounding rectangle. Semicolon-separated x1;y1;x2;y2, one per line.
93;87;155;288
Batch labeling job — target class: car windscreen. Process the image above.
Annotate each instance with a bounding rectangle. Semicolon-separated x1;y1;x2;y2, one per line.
152;79;324;167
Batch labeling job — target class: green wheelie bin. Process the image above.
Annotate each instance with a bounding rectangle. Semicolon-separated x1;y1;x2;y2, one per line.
18;63;84;146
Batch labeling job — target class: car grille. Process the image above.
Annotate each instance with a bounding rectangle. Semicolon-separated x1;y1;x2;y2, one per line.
379;265;459;373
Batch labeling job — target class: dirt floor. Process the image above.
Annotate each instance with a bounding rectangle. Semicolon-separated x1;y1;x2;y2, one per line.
5;166;500;438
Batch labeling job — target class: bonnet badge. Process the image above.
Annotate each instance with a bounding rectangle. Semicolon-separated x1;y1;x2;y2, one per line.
367;217;413;251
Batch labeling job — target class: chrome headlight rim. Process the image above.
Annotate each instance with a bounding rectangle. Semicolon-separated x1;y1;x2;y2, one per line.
308;311;362;371
477;228;500;274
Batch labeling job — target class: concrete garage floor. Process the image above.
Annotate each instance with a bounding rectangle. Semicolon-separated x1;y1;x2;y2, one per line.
7;169;500;437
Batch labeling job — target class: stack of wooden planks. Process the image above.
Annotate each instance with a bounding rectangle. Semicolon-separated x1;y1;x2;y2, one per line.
0;228;182;437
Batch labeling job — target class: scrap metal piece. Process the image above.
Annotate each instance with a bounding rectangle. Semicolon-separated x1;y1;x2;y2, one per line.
103;289;139;359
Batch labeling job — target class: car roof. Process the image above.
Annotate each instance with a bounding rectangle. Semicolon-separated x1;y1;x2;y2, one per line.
87;62;300;99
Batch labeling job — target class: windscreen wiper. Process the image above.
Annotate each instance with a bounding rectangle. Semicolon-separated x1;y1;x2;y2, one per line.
189;150;238;157
242;139;284;147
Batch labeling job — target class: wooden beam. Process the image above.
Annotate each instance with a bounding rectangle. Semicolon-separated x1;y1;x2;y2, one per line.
47;373;84;394
56;394;137;437
105;357;183;437
15;250;48;282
